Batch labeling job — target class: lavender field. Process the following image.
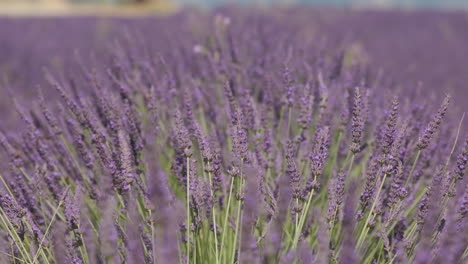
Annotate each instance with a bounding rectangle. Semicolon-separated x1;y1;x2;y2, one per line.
0;7;467;264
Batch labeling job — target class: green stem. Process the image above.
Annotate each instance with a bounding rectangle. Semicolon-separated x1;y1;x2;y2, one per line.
31;199;63;264
78;229;90;264
329;208;339;243
443;112;465;173
295;198;299;232
342;152;351;169
291;175;317;249
0;211;31;263
232;197;242;264
0;250;26;263
434;112;465;230
0;173;15;202
462;246;468;258
277;106;285;143
186;157;191;264
330;153;354;244
347;155;355;179
404;150;421;187
356;169;386;249
207;169;220;264
231;162;244;264
219;177;235;262
287;106;292;139
194;232;197;264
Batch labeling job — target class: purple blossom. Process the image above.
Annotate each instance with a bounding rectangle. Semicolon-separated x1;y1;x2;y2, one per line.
350;87;365;154
416;95;450;150
380;96;399;155
285;140;301;199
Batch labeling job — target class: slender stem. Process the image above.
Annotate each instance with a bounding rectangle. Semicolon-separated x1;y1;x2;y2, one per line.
444;112;465;172
347;155;355;177
405;223;419;256
0;173;15;202
332;131;344;171
387;186;426;234
151;214;157;264
0;210;31;263
462;246;468;258
207;169;220;264
219;177;235;262
78;229;90;264
330;153;355;245
356;169;386;249
287;106;292;139
177;231;183;264
186;157;191;264
434;112;465;230
405;150;421;187
277;106;285;142
232;195;242;264
231;161;244;264
329;208;339;242
32;199;63;264
0;174;45;262
295;198;299;231
193;232;197;264
0;250;26;263
292;175;317;249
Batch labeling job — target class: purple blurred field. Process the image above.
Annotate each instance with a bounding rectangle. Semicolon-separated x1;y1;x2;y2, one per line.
1;9;467;111
0;7;467;264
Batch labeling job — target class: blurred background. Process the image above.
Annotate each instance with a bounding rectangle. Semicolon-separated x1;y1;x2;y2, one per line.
0;0;468;16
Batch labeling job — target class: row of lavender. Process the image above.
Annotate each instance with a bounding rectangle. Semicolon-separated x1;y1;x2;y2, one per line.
2;9;468;112
0;7;467;264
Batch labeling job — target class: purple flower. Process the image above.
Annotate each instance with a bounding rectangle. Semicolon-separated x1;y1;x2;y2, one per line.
309;126;330;178
282;66;296;107
231;107;249;163
39;89;62;136
350;87;365;154
297;83;314;130
453;136;468;181
360;157;378;210
327;169;345;225
64;189;81;231
340;181;357;264
416;95;450;150
66;118;94;170
285;140;301;199
381;96;399;155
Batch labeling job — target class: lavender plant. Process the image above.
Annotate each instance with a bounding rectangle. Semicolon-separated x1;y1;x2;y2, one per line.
0;7;467;264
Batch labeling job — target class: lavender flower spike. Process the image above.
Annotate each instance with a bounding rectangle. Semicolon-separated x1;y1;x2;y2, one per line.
350;87;364;154
416;94;450;150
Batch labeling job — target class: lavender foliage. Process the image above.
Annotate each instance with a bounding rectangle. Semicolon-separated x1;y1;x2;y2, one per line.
0;7;467;264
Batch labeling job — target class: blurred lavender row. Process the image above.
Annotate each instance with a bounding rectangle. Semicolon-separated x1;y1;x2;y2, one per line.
1;9;468;109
